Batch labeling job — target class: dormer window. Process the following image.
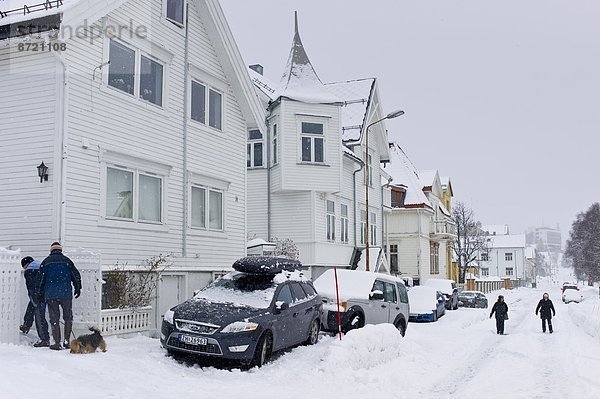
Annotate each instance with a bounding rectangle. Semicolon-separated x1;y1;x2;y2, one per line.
247;130;263;168
300;121;325;163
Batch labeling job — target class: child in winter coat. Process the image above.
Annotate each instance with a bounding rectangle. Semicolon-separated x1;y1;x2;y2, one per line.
535;293;556;333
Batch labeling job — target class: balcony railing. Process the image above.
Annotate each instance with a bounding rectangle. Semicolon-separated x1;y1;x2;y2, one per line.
431;220;456;237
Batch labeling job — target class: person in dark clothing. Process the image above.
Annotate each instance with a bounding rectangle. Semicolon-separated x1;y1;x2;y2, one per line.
489;295;509;334
20;256;50;347
535;292;556;333
38;242;82;350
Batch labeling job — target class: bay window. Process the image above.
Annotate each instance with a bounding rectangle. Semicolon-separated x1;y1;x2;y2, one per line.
300;121;324;163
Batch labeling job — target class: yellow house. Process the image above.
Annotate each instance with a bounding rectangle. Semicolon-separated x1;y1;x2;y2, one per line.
440;177;456;281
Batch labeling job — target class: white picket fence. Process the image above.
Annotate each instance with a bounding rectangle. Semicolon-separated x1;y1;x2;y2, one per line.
67;248;103;336
0;249;22;344
100;306;152;336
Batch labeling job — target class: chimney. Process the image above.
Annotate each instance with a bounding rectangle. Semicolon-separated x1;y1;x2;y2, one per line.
249;64;264;75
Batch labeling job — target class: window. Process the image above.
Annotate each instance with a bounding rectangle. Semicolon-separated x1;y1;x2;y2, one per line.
384;282;397;303
107;40;165;106
506;267;514;276
290;283;307;302
391;187;406;208
397;283;409;304
191;80;223;130
276;284;293;305
371;280;385;298
106;167;163;223
370;212;377;245
505;252;513;261
481;268;489;277
191;186;223;231
326;200;335;241
481;253;489;261
247;130;263;168
140;55;163;106
300;121;324;163
360;210;367;245
390;244;399;273
166;0;184;25
430;242;440;274
271;123;278;165
108;40;135;95
341;204;349;243
300;282;316;297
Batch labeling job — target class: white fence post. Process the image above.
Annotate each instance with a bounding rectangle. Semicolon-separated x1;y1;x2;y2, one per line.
65;248;102;336
0;248;22;344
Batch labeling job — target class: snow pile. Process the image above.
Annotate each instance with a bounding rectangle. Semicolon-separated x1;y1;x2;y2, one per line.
322;324;416;371
313;269;377;302
408;286;438;313
568;294;600;339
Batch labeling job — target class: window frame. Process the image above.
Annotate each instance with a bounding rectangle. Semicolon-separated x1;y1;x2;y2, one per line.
326;200;336;242
164;0;186;27
370;212;377;246
298;117;327;164
481;252;489;262
481;268;489;277
505;252;513;261
190;184;224;232
106;38;166;109
506;267;514;276
389;244;399;273
271;123;278;166
247;129;264;168
189;77;224;132
340;204;349;243
430;242;440;274
360;209;367;246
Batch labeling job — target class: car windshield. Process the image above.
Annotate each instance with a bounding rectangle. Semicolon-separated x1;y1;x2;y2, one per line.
460;292;477;298
194;272;277;309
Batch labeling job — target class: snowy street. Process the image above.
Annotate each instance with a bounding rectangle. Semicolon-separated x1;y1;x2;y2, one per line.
2;283;600;399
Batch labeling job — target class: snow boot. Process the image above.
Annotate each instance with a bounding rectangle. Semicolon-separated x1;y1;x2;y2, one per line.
50;325;62;350
19;325;30;334
33;340;50;348
63;320;73;349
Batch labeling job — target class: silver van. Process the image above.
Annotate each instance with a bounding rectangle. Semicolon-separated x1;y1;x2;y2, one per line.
313;269;410;336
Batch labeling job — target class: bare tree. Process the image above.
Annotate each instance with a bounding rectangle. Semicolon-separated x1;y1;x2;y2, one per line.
270;237;300;260
452;202;490;283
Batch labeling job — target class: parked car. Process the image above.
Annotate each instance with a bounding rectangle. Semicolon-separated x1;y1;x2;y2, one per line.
313;269;410;336
561;283;579;294
563;287;584;304
457;291;488;308
160;257;322;368
408;286;446;322
424;278;459;310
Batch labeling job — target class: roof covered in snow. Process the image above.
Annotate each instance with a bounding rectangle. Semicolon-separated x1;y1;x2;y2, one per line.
326;78;375;142
0;0;80;25
418;170;438;189
483;224;510;235
488;234;526;249
275;12;340;105
248;68;277;101
384;143;432;209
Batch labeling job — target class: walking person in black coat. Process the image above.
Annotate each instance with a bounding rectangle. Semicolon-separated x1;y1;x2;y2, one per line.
20;256;50;347
489;295;509;334
535;292;556;333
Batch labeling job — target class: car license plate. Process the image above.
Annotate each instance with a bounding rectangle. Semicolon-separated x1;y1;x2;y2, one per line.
179;334;207;346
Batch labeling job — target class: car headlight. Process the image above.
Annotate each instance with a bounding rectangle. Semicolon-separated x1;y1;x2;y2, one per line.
221;321;259;333
163;309;175;325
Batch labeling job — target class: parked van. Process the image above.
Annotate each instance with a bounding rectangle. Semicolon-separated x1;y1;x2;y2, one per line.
424;278;459;310
313;269;410;336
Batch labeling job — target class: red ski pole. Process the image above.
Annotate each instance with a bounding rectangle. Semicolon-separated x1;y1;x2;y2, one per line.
334;267;342;341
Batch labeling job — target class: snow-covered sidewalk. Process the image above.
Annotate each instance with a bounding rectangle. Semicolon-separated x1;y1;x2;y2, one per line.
2;285;600;399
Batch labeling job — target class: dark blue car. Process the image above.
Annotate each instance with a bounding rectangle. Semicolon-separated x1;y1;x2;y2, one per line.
160;258;322;368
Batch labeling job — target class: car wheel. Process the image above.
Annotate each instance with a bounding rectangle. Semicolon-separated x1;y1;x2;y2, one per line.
250;333;272;368
305;319;320;345
396;320;406;337
343;312;364;333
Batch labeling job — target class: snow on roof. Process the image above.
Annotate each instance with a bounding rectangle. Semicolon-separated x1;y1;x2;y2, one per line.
325;78;375;142
489;234;526;249
275;12;340;105
246;238;275;249
384;143;432;209
438;203;451;218
483;224;510;235
248;68;277;101
0;0;79;25
418;169;438;189
343;146;362;163
440;176;450;187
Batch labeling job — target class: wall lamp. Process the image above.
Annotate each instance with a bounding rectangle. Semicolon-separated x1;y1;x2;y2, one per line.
37;161;48;183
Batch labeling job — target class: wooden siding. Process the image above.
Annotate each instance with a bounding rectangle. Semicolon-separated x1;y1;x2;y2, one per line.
0;47;59;255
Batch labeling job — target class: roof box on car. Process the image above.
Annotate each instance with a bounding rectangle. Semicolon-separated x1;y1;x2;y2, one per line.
232;256;302;275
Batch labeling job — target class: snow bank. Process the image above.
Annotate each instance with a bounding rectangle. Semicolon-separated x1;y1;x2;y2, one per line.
568;294;600;339
322;324;420;371
408;286;438;313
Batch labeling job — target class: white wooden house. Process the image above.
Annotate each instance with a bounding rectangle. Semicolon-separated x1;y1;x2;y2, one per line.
0;0;265;330
477;233;527;282
383;143;455;285
246;14;392;279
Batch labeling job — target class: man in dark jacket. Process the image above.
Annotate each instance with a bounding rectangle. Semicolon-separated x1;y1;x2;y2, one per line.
20;256;50;347
535;292;556;333
489;295;509;334
39;242;82;350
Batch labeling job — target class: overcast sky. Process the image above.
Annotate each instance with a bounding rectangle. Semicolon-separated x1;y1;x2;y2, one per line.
220;0;600;241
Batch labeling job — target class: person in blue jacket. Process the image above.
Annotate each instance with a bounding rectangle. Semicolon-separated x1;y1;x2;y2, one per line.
20;256;50;347
38;242;82;350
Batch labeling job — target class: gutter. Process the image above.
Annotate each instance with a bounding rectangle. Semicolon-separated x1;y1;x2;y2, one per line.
182;7;190;257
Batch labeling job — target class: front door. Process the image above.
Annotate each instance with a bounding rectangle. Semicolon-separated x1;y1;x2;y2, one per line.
159;275;185;322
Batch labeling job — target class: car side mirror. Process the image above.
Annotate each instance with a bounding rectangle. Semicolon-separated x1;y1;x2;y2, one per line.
369;290;384;301
274;301;289;314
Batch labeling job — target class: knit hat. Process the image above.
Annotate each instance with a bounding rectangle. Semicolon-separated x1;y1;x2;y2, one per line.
50;242;63;252
21;256;34;268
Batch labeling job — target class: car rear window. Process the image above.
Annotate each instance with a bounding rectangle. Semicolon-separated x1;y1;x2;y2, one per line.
290;282;307;302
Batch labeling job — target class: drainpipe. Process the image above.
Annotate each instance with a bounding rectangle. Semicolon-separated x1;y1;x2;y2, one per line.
381;177;392;268
352;158;364;247
51;48;67;245
266;117;271;240
417;209;422;283
181;7;190;257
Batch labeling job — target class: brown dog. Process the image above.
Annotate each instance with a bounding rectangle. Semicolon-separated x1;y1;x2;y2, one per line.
70;327;107;354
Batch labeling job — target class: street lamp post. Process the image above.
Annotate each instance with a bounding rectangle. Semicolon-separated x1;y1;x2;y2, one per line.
364;109;404;272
